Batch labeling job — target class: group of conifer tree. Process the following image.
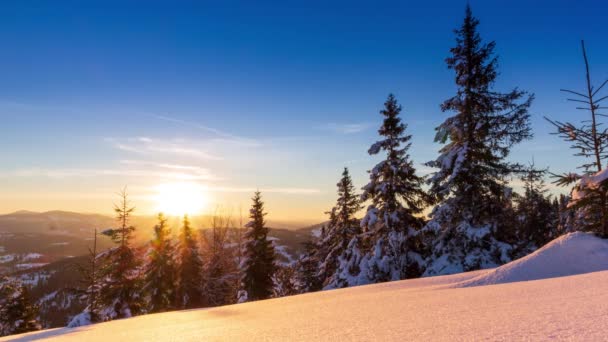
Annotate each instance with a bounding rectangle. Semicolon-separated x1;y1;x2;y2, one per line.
3;5;608;336
61;189;279;327
295;5;608;291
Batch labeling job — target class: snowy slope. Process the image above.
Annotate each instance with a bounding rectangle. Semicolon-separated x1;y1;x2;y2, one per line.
453;232;608;287
4;232;608;341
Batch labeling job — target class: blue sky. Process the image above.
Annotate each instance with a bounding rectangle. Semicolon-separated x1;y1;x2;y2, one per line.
1;0;608;223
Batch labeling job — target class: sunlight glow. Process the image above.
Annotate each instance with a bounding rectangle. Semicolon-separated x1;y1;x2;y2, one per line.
153;182;209;216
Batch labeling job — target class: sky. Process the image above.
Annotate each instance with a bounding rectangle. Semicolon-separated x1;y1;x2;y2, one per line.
1;0;608;224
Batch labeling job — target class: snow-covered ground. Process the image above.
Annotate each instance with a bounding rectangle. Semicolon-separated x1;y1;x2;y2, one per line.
4;232;608;341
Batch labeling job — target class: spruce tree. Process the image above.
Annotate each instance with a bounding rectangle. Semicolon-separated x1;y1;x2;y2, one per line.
239;191;276;302
68;229;101;327
295;240;322;293
512;165;556;258
98;189;143;319
330;94;430;287
546;41;608;237
0;278;40;336
317;168;362;287
175;215;205;309
144;213;176;313
423;6;533;275
273;264;299;298
555;194;577;235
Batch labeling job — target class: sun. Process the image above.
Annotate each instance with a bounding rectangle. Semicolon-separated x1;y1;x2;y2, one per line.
153;182;209;216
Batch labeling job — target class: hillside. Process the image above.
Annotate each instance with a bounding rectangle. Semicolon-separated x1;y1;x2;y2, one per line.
5;232;608;341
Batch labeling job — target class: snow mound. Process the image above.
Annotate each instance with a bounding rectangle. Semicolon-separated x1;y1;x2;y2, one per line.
454;232;608;287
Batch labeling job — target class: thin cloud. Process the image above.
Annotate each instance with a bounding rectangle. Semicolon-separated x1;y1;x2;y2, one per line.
318;122;374;134
1;167;218;181
151;114;260;147
106;137;223;160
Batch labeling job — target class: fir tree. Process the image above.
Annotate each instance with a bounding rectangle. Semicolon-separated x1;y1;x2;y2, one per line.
144;213;176;313
0;278;40;336
239;191;276;302
317;168;362;287
295;240;322;293
555;194;577;235
68;229;102;326
98;189;143;319
330;94;430;287
175;215;205;309
273;264;299;298
423;6;533;275
546;41;608;237
512;164;556;258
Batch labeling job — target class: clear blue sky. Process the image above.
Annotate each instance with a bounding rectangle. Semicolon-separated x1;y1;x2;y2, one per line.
1;0;607;223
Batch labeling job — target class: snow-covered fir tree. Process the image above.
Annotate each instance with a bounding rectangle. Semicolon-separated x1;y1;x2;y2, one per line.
239;191;276;302
317;168;362;287
546;41;608;238
175;215;205;309
555;194;577;235
295;240;323;293
144;213;176;313
273;264;299;298
328;94;430;287
422;6;533;276
97;189;144;319
0;277;40;336
512;165;557;258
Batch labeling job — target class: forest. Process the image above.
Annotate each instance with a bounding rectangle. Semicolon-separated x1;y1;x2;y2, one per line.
2;5;608;337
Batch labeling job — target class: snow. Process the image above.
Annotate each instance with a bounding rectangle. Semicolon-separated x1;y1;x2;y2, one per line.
0;254;16;264
571;168;608;203
6;232;608;341
15;263;48;269
67;312;92;328
22;253;43;261
452;232;608;287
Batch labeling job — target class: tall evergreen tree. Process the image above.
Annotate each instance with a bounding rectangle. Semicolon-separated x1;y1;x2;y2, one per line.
329;94;430;287
272;264;299;298
295;240;322;293
144;213;176;313
98;189;143;319
512;164;556;258
175;215;205;309
555;194;577;235
317;168;362;287
68;229;102;327
239;191;276;302
546;41;608;237
0;278;40;336
423;6;533;275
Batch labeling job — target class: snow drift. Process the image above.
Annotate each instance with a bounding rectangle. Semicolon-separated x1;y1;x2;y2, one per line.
453;232;608;287
4;232;608;341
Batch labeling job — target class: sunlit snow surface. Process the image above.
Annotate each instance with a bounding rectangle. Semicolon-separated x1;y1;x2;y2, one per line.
5;232;608;341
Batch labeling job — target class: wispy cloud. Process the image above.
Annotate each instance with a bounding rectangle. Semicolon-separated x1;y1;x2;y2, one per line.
318;122;374;134
107;137;223;160
0;166;217;181
150;114;260;147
